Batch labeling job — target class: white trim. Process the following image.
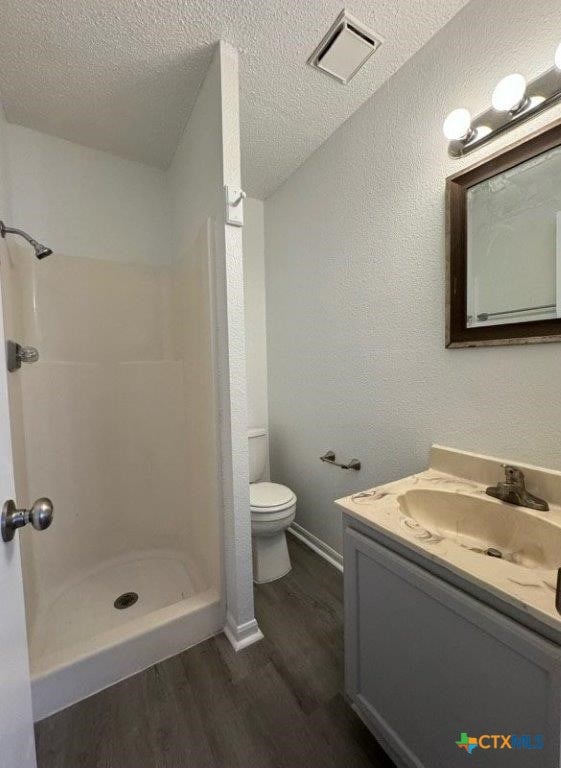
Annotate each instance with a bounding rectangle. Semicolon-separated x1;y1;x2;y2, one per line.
288;523;344;572
224;612;264;652
555;211;561;317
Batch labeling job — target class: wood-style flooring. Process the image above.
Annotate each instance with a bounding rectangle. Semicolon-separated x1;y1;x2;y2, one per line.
35;537;394;768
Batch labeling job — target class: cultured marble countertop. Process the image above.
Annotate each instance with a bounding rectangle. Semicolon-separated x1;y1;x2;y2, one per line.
336;465;561;636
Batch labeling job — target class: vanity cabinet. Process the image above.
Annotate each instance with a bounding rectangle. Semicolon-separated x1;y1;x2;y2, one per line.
344;517;561;768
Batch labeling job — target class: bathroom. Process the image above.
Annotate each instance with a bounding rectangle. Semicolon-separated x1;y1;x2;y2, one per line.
2;0;561;766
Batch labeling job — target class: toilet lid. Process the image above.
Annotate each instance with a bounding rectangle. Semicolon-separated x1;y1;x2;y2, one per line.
250;482;295;508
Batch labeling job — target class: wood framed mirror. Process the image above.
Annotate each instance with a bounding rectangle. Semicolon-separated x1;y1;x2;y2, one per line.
446;117;561;347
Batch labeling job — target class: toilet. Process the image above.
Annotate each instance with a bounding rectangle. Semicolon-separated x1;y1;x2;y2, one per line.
248;428;297;583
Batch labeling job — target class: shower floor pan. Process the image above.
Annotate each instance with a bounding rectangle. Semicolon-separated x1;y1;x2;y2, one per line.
29;549;222;721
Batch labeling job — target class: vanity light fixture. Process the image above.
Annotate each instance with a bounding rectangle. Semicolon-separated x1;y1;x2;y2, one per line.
444;43;561;156
491;73;527;112
442;108;473;141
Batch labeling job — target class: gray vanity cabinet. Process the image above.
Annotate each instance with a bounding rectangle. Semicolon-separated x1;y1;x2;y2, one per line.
343;518;561;768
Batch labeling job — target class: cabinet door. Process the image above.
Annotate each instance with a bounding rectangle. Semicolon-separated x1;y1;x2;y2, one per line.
344;526;561;768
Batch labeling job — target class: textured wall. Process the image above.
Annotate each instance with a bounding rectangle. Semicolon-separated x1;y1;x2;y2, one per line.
167;44;252;629
167;50;223;262
265;0;561;554
243;198;269;437
6;126;172;265
215;42;258;642
169;41;256;638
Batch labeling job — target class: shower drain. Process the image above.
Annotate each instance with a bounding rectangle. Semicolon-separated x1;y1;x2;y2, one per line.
114;592;139;610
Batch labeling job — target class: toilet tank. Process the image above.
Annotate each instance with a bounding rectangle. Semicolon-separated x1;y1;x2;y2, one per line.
248;428;267;483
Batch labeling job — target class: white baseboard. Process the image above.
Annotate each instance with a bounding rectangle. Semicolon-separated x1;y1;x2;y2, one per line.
224;612;264;652
288;523;344;572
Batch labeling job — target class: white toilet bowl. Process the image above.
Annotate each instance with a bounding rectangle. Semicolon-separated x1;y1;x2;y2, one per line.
250;481;297;584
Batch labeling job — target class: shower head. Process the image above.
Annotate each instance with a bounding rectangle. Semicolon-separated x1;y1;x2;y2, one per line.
30;240;53;259
0;221;52;259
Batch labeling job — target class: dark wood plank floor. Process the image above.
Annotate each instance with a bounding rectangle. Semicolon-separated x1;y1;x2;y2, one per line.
35;537;394;768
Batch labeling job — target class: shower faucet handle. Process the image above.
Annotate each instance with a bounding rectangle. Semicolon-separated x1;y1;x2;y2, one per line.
17;345;39;365
1;497;54;542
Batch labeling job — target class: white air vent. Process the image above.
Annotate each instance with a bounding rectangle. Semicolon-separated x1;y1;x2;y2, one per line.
308;10;383;85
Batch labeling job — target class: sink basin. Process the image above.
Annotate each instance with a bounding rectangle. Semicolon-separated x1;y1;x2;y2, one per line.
397;489;561;570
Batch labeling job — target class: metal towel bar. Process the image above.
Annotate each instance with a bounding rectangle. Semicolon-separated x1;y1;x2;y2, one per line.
477;303;555;321
320;450;361;471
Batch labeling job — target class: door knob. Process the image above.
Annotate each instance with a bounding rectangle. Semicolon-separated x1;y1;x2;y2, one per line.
1;497;54;542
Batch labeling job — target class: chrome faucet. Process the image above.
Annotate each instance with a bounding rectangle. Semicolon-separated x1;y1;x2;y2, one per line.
486;464;549;511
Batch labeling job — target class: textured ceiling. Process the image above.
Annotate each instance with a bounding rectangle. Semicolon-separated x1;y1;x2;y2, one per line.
0;0;469;198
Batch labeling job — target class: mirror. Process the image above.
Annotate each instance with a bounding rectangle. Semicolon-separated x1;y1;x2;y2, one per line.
446;118;561;347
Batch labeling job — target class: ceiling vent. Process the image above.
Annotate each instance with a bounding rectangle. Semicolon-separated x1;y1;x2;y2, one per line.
307;9;383;85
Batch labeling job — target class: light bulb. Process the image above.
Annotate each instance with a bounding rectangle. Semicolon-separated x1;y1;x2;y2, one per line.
442;108;472;141
555;42;561;70
492;73;527;112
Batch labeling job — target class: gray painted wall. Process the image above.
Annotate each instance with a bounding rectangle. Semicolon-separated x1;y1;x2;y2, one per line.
243;198;269;432
264;0;561;555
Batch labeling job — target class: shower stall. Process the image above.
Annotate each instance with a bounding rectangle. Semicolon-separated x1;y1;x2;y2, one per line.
0;43;256;721
2;229;222;719
2;204;223;718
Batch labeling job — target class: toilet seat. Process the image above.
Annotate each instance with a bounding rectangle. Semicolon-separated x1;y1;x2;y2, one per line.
250;482;296;514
